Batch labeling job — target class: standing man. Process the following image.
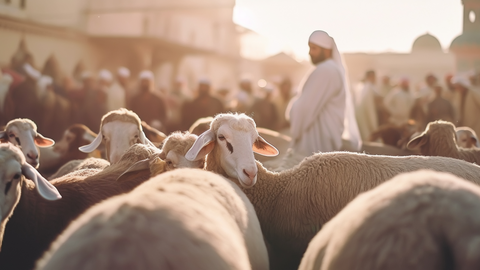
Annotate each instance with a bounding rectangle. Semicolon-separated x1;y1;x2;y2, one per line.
287;30;361;155
354;70;379;141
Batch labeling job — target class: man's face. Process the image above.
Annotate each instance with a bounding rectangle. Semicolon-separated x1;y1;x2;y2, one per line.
198;83;210;96
309;42;326;65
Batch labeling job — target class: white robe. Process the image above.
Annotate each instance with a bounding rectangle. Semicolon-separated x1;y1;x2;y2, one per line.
288;59;345;155
383;88;415;125
355;82;378;141
106;82;126;112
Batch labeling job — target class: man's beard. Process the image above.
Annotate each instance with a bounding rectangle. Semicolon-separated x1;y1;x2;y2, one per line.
310;50;326;65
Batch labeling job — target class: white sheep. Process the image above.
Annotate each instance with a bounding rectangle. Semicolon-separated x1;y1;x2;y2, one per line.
456;126;480;148
0;143;61;250
299;170;480;270
79;108;156;164
0;143;160;270
186;112;480;270
36;168;269;270
0;118;55;168
407;120;480;164
116;131;206;179
47;157;110;180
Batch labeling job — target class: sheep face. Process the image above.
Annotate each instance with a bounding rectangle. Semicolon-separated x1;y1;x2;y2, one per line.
53;124;96;156
186;113;278;188
456;129;479;149
0;158;23;251
0;144;61;251
101;121;142;164
164;150;204;171
0;120;55;168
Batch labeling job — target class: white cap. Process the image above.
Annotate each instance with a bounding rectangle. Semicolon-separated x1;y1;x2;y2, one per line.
452;75;471;88
23;63;41;80
117;67;130;78
309;30;334;49
262;83;274;93
81;71;93;80
139;70;154;80
198;77;211;85
98;69;113;81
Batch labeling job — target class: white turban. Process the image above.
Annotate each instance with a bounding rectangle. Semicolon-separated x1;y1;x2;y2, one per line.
36;75;53;99
117;67;130;78
139;70;154;80
198;77;211;85
308;30;362;151
23;63;41;81
452;75;471;88
98;69;113;81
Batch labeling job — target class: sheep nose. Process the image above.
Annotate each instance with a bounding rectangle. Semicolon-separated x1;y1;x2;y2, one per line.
27;153;38;160
243;169;257;181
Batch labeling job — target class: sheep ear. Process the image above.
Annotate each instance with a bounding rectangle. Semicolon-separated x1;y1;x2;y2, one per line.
253;135;279;156
407;133;427;150
0;131;7;143
116;158;150;181
185;129;216;161
79;130;103;153
140;131;157;148
35;133;55;147
21;163;62;201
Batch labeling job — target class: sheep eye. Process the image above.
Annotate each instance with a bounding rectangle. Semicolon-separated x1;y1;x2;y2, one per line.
8;134;14;138
13;174;20;179
166;160;173;166
226;142;233;154
218;135;225;141
5;181;12;195
134;135;139;138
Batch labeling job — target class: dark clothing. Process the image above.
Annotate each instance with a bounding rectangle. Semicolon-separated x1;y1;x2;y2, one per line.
427;96;455;123
81;88;107;132
249;98;278;130
129;91;167;128
181;95;224;130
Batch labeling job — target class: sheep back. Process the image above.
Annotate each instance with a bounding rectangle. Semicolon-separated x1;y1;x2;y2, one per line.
37;169;255;270
299;170;480;270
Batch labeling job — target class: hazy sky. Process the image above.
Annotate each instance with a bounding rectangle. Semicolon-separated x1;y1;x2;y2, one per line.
233;0;464;59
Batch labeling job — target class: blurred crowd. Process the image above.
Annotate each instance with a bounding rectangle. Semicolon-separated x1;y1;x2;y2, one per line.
1;49;479;146
0;53;294;141
352;70;480;143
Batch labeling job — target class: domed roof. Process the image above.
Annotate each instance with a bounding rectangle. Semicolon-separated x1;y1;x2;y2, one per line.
411;33;443;53
450;33;480;50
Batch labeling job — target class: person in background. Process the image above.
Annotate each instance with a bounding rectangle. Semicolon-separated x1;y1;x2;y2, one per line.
287;30;361;155
181;78;224;130
81;70;107;132
164;77;189;133
452;74;480;136
354;70;378;141
426;84;454;123
249;83;278;130
273;77;293;131
129;70;167;131
383;77;415;126
232;78;255;113
102;69;125;112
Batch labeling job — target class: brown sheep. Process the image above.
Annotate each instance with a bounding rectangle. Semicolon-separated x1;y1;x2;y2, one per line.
0;143;161;270
39;124;99;176
407;120;480;164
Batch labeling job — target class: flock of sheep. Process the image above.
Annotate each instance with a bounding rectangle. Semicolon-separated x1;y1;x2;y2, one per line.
1;108;480;270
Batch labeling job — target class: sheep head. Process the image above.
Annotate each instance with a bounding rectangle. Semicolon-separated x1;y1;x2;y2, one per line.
456;127;480;149
79;108;156;164
185;113;278;188
407;121;457;154
0;143;61;251
53;124;97;157
0;119;55;168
